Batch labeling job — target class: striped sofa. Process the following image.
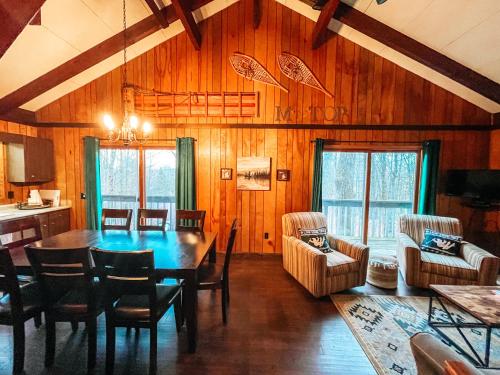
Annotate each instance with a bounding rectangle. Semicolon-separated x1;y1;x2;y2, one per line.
282;212;369;298
397;214;499;288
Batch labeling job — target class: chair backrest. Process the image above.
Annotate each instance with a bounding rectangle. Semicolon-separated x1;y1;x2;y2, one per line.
101;208;133;231
223;219;238;278
137;209;168;232
0;247;22;316
175;210;206;233
282;212;327;239
91;249;156;316
398;214;463;244
25;245;94;307
0;217;42;249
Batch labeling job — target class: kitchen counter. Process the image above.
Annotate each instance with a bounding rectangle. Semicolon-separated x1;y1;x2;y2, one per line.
0;204;71;222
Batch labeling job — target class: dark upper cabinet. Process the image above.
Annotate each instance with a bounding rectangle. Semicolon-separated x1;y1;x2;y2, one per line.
6;136;54;184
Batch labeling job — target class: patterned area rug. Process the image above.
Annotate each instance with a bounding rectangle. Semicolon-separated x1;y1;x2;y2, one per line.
331;295;500;375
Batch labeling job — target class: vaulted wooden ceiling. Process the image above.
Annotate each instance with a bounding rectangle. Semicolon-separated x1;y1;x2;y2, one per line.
0;0;499;121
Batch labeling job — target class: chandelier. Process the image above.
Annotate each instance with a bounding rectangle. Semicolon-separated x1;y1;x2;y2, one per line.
101;0;152;146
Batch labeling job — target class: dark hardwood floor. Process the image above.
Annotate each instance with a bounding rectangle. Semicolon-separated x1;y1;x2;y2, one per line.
0;255;431;374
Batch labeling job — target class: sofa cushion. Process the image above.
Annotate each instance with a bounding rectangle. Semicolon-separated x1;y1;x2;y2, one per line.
300;227;333;253
421;229;462;256
420;252;477;281
326;250;359;276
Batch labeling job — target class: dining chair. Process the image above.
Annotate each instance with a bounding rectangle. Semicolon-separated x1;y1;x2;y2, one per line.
24;245;102;370
137;208;168;232
101;208;133;231
197;219;237;324
175;210;206;233
0;247;43;374
91;248;183;375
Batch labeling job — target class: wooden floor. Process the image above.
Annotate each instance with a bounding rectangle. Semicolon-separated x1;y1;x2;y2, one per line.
0;255;432;375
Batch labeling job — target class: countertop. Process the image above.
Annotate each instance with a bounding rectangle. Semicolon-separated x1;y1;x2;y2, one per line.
0;204;71;222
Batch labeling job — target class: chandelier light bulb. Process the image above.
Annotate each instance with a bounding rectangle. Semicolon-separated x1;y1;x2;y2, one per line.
103;114;115;130
143;121;152;134
130;115;139;129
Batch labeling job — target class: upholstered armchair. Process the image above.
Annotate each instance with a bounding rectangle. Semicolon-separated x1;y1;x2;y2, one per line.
282;212;369;298
397;214;499;288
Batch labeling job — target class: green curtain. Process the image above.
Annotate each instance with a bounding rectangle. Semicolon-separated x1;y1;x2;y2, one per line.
311;139;325;212
84;137;102;229
418;140;441;215
176;137;196;210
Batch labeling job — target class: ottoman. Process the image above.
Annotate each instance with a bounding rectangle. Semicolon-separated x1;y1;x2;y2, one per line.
367;255;398;289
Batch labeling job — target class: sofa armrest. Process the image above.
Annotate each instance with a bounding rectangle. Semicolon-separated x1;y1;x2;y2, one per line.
461;242;499;285
327;234;369;283
282;235;327;297
397;233;422;285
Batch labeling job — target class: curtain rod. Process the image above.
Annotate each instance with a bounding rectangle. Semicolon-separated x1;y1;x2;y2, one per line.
85;138;197;142
310;139;422;145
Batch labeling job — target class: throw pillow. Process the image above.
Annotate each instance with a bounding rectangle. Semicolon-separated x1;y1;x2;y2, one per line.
299;227;333;253
420;229;462;256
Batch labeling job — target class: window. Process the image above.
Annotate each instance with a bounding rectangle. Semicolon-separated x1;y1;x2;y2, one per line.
100;147;176;228
322;147;420;256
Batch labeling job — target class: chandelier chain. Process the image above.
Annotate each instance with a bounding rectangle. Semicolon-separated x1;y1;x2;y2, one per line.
122;0;127;87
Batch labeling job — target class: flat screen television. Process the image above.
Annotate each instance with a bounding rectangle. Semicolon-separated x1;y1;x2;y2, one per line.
446;169;500;205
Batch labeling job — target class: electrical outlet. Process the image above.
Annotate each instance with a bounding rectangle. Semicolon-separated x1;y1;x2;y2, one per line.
264;232;269;239
7;191;14;199
80;193;86;199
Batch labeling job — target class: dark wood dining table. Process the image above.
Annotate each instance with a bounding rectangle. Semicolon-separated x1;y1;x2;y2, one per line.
11;229;218;353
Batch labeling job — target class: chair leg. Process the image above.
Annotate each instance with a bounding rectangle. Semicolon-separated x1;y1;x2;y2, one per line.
149;325;157;375
173;295;183;332
87;319;97;370
34;313;42;328
13;322;25;374
71;321;78;332
105;323;115;375
226;278;230;304
45;319;56;367
221;286;227;325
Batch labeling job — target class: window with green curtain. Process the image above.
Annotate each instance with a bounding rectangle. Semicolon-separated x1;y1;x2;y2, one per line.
175;137;196;210
311;139;325;212
84;137;102;229
418;140;441;215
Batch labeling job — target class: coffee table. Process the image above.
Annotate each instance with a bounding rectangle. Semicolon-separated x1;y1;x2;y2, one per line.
428;285;500;369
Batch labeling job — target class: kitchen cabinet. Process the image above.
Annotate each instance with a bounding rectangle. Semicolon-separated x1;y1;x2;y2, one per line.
6;136;54;184
4;208;70;239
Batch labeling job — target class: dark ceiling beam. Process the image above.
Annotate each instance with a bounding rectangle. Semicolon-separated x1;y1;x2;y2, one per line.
144;0;169;28
0;0;46;59
29;10;42;26
331;2;500;105
0;108;37;124
171;0;202;50
311;0;340;49
0;0;212;115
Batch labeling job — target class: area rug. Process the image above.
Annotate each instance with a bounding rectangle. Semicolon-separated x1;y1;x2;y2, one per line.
331;295;499;375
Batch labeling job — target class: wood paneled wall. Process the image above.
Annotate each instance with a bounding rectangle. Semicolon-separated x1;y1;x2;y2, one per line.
31;0;496;252
36;0;491;126
0;120;40;204
36;126;491;253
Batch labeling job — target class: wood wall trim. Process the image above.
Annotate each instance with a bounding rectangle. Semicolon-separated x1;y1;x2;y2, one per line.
0;0;46;59
311;0;340;49
30;122;498;131
329;2;500;105
0;0;212;115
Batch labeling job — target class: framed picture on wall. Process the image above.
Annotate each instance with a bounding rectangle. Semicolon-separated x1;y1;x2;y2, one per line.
277;169;290;181
220;168;233;180
237;157;271;190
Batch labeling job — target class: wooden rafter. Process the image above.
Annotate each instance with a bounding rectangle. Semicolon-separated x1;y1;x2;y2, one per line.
29;10;42;26
0;0;212;115
0;0;46;59
330;2;500;104
311;0;340;49
171;0;201;50
144;0;169;28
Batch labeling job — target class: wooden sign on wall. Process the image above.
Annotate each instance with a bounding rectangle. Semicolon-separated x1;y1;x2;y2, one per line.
134;91;259;118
